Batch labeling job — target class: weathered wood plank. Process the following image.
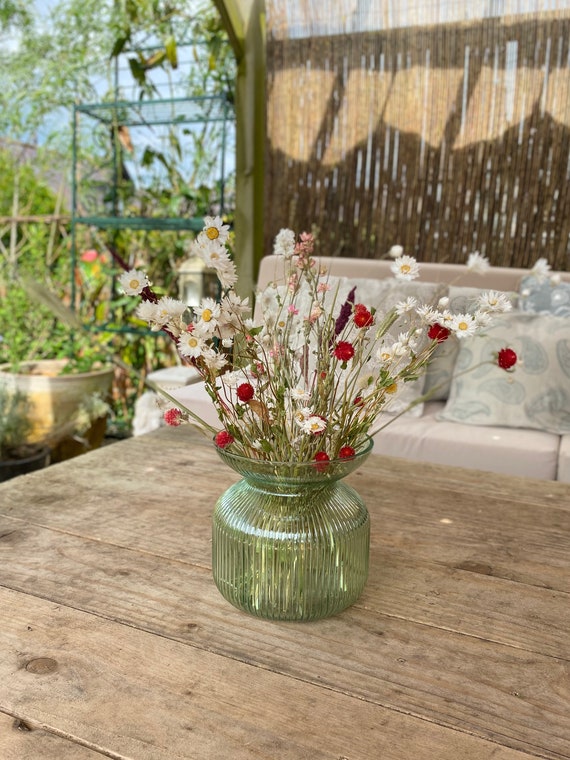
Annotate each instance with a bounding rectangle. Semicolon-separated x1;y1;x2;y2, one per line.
1;517;568;660
1;522;569;758
2;428;569;758
0;711;108;760
0;588;549;760
2;427;569;593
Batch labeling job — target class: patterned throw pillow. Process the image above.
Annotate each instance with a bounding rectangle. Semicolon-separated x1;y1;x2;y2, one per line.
518;275;570;317
439;311;570;435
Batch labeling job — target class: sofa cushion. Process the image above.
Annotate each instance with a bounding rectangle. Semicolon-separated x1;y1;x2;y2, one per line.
370;401;560;481
439;311;570;435
518;275;570;317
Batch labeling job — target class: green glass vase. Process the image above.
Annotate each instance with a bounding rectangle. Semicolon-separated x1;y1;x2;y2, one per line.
212;439;372;621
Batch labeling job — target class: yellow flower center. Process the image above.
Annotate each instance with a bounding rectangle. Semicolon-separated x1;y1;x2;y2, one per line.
206;226;219;240
458;321;469;331
386;383;398;394
400;264;411;274
202;308;213;322
188;337;199;348
129;279;140;289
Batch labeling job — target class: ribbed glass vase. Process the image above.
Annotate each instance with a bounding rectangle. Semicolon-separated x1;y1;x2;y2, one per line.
212;438;372;621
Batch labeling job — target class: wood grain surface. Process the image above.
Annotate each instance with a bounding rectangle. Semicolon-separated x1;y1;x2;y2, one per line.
1;426;569;760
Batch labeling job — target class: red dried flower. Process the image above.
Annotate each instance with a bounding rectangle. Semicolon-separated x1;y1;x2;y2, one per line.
428;323;451;343
353;304;374;328
163;408;182;427
497;347;517;370
339;446;356;459
215;430;235;448
333;341;355;362
237;382;255;402
313;451;330;472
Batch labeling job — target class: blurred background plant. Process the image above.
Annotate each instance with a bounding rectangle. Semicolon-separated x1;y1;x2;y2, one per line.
0;0;235;437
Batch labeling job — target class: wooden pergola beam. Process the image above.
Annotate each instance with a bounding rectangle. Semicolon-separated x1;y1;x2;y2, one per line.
213;0;266;298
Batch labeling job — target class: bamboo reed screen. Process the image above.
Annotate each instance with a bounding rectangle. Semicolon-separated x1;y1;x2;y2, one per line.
264;2;570;269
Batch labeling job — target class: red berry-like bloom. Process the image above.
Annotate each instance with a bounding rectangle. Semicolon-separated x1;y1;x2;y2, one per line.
428;322;451;343
236;382;255;402
353;304;374;328
338;446;356;459
497;347;517;370
313;451;330;472
163;408;182;427
215;430;235;448
333;341;355;361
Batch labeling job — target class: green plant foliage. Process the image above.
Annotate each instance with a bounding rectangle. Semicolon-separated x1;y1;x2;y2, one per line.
0;0;236;434
0;385;33;459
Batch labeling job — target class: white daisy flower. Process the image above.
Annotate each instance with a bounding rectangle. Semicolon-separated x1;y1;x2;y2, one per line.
154;297;187;327
288;387;311;403
473;310;492;327
221;291;250;318
530;257;551;281
136;300;159;323
395;296;418;315
297;415;327;434
390;255;420;281
195;298;221;326
198;215;230;244
192;319;215;339
119;268;149;295
221;370;245;388
273;228;296;258
178;332;205;358
376;345;396;366
477;290;512;313
450;313;478;338
293;406;313;423
415;305;439;324
356;373;376;390
202;348;228;372
388;244;404;259
193;237;229;269
391;340;410;357
466;251;490;274
215;258;239;289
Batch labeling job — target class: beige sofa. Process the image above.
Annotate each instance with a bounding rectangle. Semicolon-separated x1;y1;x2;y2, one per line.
168;256;570;482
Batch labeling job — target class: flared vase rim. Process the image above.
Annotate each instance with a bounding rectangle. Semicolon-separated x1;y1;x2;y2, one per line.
214;435;374;469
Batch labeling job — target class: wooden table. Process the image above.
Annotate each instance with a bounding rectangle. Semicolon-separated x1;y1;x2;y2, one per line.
1;426;569;760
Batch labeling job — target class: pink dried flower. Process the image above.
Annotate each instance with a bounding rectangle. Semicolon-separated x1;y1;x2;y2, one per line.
164;408;183;427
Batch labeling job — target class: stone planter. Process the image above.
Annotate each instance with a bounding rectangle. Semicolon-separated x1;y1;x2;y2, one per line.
0;360;114;461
